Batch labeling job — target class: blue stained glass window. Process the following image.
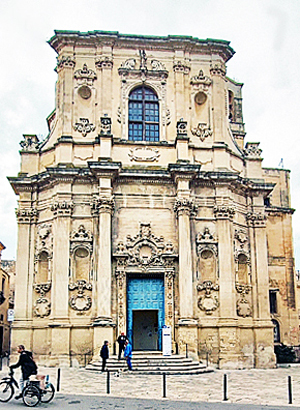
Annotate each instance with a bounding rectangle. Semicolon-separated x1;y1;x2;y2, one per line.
128;86;159;141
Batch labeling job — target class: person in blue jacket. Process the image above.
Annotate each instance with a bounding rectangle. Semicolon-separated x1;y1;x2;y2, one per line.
123;340;132;371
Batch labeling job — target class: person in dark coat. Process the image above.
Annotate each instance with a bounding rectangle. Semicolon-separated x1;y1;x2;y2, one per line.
100;340;109;372
117;332;128;360
10;345;38;399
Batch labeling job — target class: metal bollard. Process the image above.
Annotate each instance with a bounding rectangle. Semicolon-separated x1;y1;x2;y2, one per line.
163;373;167;398
186;343;188;358
288;375;293;404
223;374;228;401
57;368;61;392
107;371;110;394
175;342;179;355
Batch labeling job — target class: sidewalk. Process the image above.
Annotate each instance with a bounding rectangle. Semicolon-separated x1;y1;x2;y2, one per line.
1;363;300;407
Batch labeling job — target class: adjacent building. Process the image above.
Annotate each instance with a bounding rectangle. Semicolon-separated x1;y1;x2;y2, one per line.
8;31;299;368
0;242;10;356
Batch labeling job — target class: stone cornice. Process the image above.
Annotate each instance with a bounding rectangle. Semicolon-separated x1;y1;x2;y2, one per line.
266;206;295;215
168;163;201;181
88;160;121;179
48;31;235;62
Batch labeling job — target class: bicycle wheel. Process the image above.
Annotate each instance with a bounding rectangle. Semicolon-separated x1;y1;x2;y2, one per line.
40;382;55;403
22;385;41;407
0;381;14;402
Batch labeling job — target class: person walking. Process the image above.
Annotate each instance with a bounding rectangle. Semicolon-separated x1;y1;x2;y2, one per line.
10;345;38;399
117;332;128;360
124;339;132;371
100;340;109;372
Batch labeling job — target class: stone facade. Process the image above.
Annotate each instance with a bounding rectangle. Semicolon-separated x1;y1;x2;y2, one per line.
8;31;298;368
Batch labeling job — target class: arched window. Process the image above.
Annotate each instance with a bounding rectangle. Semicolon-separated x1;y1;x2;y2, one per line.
128;86;159;142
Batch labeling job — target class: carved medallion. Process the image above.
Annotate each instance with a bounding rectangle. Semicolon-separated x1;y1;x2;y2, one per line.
128;147;160;162
34;297;51;318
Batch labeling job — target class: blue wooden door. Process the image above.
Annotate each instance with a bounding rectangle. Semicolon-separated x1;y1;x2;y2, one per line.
127;277;164;350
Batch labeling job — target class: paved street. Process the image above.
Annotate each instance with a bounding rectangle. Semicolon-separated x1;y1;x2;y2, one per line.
2;363;300;408
1;394;300;410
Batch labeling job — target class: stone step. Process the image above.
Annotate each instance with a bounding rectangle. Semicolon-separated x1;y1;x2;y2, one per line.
86;353;213;375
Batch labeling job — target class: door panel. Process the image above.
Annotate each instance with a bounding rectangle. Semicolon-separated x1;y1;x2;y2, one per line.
127;277;164;350
133;310;158;350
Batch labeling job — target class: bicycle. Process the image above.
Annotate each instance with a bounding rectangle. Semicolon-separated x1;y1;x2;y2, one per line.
0;370;55;407
22;375;55;407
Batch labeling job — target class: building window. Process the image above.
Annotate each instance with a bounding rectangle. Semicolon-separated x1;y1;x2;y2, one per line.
269;290;278;314
128;86;159;142
228;90;235;122
272;319;280;343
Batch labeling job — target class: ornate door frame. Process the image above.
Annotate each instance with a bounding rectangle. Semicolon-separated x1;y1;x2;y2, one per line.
114;223;177;339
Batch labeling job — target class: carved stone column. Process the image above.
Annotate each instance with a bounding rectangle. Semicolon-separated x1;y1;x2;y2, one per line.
210;62;226;142
247;210;276;368
91;196;115;357
50;200;73;366
214;204;238;368
213;205;236;318
56;55;75;136
15;207;38;319
174;198;196;321
173;59;190;121
96;56;113;118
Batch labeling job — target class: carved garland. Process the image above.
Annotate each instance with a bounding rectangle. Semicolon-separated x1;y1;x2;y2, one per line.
197;281;219;315
69;280;93;312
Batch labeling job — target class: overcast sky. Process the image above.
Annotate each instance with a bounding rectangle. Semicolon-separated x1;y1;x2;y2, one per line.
1;0;300;267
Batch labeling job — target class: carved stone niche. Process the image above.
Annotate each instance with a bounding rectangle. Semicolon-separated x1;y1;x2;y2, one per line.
34;223;53;284
196;227;218;285
234;228;251;284
70;225;93;282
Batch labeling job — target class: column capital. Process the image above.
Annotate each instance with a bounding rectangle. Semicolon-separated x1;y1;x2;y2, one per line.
214;205;235;220
90;196;115;215
174;198;197;217
16;207;38;224
51;200;74;217
95;56;113;70
246;211;266;228
210;62;226;77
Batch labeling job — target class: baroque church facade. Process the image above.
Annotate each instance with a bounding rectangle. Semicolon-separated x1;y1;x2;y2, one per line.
8;31;299;368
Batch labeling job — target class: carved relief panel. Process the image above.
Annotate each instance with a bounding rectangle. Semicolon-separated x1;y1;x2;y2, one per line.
69;225;93;314
234;228;252;317
33;223;53;318
73;64;97;137
196;227;219;316
190;69;212;142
